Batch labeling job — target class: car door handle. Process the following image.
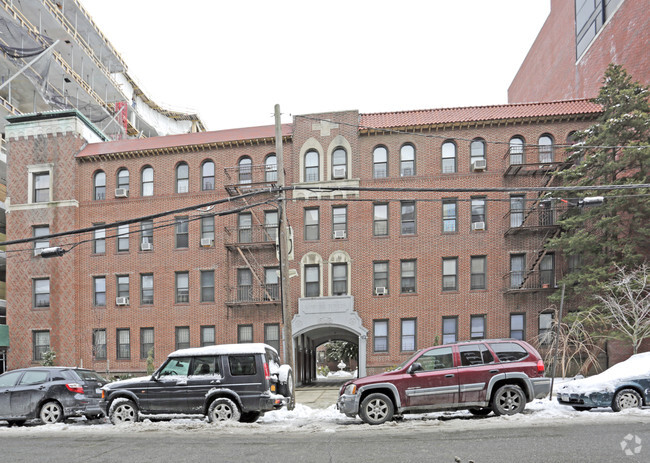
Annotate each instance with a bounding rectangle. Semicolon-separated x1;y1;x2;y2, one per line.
445;374;454;378
210;380;221;384
176;381;187;386
489;370;499;374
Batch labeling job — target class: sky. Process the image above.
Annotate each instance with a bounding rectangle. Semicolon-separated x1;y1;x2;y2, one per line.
80;0;551;132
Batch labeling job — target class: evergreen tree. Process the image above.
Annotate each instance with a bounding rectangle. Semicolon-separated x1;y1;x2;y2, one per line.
548;64;650;308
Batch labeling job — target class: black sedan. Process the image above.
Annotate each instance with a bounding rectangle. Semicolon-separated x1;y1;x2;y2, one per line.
0;367;107;425
557;352;650;412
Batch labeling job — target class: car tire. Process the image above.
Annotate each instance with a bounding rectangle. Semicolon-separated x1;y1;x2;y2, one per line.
39;401;64;424
571;406;593;412
468;407;492;416
239;411;262;423
279;371;295;411
612;388;643;412
109;399;139;425
207;398;241;423
491;384;526;416
359;393;394;425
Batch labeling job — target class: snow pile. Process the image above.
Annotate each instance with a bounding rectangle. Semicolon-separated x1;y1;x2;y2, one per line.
317;370;356;380
560;352;650;394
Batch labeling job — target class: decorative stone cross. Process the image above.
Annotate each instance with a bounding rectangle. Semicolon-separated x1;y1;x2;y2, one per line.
312;119;339;136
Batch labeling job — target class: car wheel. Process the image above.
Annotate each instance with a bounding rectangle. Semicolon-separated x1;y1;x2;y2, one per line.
109;399;139;425
359;393;394;425
491;384;526;416
207;398;241;423
279;371;295;411
39;401;64;424
571;406;593;412
468;407;492;416
239;411;262;423
612;388;643;412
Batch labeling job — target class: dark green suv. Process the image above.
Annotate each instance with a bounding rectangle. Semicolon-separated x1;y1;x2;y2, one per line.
100;343;294;424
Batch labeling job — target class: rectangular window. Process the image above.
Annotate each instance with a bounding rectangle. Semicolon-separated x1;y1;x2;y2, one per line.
201;216;215;242
373;319;388;352
175;326;190;350
264;210;278;242
175;271;189;303
332;206;347;238
94;225;106;254
265;324;280;352
92;329;106;360
510;195;525;228
373;203;388;236
94;276;106;306
442;199;457;233
117;275;130;299
304;264;320;297
568;254;582;274
471;197;486;228
470;256;487;290
332;263;348;296
33;278;50;308
175;217;189;248
400;201;416;235
201;326;216;347
141;273;154;305
540;253;555;288
117;224;129;252
33;225;50;254
33;172;50;203
401;318;416;352
442;316;457;344
510;313;525;340
539;313;554;345
442;257;458;291
510;254;526;289
237;268;253;301
140;327;154;359
264;268;279;301
470;315;486;339
116;328;130;359
200;270;215;302
33;330;50;361
238;324;253;343
238;213;252;243
304;208;319;241
373;261;389;295
401;260;416;293
141;220;153;247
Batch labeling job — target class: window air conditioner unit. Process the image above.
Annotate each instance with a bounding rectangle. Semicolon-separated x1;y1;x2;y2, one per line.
141;241;153;251
114;188;129;198
200;238;214;247
332;166;347;179
375;287;388;296
333;230;346;239
472;159;487;171
472;221;486;231
115;296;129;306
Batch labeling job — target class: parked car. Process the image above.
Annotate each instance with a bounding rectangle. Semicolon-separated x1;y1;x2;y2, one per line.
338;339;549;425
0;367;107;425
557;352;650;412
101;343;294;424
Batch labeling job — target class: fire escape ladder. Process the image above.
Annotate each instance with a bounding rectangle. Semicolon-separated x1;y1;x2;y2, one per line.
235;246;273;301
519;228;560;288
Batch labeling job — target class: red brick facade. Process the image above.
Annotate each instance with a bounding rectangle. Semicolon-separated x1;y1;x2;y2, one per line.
509;0;649;103
6;103;602;379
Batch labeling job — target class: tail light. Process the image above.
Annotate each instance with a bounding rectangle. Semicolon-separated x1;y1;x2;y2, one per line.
65;383;84;394
263;362;271;381
537;360;545;374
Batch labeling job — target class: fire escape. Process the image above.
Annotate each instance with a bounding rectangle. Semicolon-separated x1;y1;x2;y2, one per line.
223;163;281;307
502;144;570;293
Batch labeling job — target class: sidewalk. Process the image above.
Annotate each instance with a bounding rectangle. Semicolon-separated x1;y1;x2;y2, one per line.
295;380;345;409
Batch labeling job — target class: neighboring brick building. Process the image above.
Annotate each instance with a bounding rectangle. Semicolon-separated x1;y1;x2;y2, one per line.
6;100;602;382
509;0;649;103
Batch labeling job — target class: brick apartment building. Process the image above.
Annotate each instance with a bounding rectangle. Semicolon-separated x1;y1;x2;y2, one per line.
5;100;604;382
509;0;649;103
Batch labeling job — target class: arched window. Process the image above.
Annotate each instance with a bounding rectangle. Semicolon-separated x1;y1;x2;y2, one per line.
441;141;457;173
239;157;252;184
470;138;486;169
305;150;319;182
176;162;189;193
509;137;525;165
373;146;388;178
94;171;106;200
265;154;277;182
538;134;554;163
331;147;347;179
141;166;154;196
400;144;415;176
116;168;129;191
201;161;215;190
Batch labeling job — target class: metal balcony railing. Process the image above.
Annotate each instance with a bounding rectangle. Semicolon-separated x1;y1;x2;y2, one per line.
503;269;557;293
503;146;569;176
504;201;568;235
224;225;278;247
224;164;278;195
226;284;280;305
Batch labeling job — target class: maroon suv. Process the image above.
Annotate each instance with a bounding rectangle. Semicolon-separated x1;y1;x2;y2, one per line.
337;339;549;425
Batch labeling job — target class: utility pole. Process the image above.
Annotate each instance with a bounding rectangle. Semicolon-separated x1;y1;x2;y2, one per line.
275;105;294;375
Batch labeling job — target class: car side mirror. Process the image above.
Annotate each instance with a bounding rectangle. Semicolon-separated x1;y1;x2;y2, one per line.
408;363;423;374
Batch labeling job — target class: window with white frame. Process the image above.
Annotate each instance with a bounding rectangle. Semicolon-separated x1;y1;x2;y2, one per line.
373;320;388;352
373;146;388;178
470;138;486;168
400;144;415;176
332;263;348;296
442;257;458;291
201;216;214;243
304;150;319;182
304;208;319;241
332;206;347;238
471;197;486;229
373;261;389;294
141;166;154;196
32;171;50;203
470;315;486;339
175;271;189;303
401;318;416;351
117;275;129;299
373;203;388;236
441;141;457;173
331;147;347;179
